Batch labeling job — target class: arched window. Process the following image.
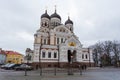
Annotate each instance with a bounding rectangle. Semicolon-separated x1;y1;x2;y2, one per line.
54;52;57;58
45;22;47;26
70;28;72;31
63;29;65;32
57;38;59;44
42;52;45;58
44;39;46;44
60;29;62;32
61;38;63;43
86;54;88;59
43;22;45;26
48;52;51;58
82;54;84;59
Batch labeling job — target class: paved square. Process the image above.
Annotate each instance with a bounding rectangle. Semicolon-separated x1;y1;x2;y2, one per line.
0;67;120;80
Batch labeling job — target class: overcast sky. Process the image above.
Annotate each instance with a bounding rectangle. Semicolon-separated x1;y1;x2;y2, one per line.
0;0;120;54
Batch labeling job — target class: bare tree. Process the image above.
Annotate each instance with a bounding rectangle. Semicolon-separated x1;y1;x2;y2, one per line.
90;42;103;66
102;41;112;66
112;41;120;67
91;40;120;67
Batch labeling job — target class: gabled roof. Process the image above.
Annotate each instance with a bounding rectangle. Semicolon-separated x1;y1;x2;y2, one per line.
4;51;23;56
0;50;6;55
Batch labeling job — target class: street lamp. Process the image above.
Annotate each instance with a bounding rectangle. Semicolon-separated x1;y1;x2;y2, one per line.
39;44;42;76
88;48;91;67
68;55;74;75
70;55;73;75
25;53;30;76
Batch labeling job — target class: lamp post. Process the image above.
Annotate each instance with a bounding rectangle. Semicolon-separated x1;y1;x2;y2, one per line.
68;55;73;75
88;48;91;67
39;44;42;76
25;53;30;76
70;55;73;75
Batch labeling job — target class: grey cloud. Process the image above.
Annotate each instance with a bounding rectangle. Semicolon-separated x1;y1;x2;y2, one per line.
0;0;120;54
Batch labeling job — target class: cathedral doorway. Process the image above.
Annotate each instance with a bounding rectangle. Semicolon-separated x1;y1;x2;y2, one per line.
68;50;72;63
67;50;77;63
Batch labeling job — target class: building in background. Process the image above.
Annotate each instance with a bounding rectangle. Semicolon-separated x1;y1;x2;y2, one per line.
24;48;33;65
0;48;6;65
5;51;24;64
26;8;94;69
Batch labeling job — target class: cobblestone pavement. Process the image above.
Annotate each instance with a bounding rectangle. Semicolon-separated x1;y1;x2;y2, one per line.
0;67;120;80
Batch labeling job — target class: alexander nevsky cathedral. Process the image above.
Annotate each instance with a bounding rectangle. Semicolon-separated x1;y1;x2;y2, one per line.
25;8;94;69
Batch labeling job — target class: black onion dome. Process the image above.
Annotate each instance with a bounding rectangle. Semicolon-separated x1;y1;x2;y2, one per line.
65;17;73;25
51;10;61;20
41;10;50;19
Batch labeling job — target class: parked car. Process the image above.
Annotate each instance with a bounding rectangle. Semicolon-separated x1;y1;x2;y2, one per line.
14;64;33;71
5;64;21;70
1;63;11;69
5;63;15;69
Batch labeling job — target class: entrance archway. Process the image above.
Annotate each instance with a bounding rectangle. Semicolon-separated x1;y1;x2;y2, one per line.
68;50;72;63
67;50;77;63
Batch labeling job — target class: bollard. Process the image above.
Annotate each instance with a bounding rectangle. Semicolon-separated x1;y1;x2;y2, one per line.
79;65;82;75
54;65;57;75
25;69;27;76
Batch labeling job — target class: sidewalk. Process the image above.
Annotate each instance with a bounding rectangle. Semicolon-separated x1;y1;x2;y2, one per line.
1;67;120;80
5;72;86;80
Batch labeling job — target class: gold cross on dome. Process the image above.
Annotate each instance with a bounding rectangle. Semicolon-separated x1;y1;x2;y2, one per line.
54;5;57;12
55;5;56;10
45;6;48;11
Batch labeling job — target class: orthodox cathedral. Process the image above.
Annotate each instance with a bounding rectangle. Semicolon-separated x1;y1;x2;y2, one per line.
25;8;94;69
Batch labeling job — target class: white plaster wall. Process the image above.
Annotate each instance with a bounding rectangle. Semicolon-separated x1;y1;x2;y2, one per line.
59;46;68;62
33;44;40;62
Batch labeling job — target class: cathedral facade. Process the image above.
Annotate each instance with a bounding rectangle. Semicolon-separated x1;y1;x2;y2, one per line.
26;9;94;69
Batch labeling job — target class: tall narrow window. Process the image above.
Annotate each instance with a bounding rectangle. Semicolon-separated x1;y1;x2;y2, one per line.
82;54;84;59
43;22;45;26
44;39;46;44
61;38;63;43
86;54;88;59
42;52;45;58
57;38;59;44
54;52;57;58
70;27;72;31
48;52;51;58
45;22;47;26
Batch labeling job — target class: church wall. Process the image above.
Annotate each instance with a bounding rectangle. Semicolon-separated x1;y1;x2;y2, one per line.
50;30;55;45
59;46;68;62
29;9;94;69
76;49;82;62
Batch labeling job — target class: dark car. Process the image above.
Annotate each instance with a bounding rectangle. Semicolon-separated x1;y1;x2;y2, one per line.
5;63;15;69
1;63;11;69
5;64;21;70
14;64;33;71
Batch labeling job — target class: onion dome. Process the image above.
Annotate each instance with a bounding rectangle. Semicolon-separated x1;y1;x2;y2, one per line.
65;16;73;25
26;48;31;52
41;10;50;19
51;10;61;20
